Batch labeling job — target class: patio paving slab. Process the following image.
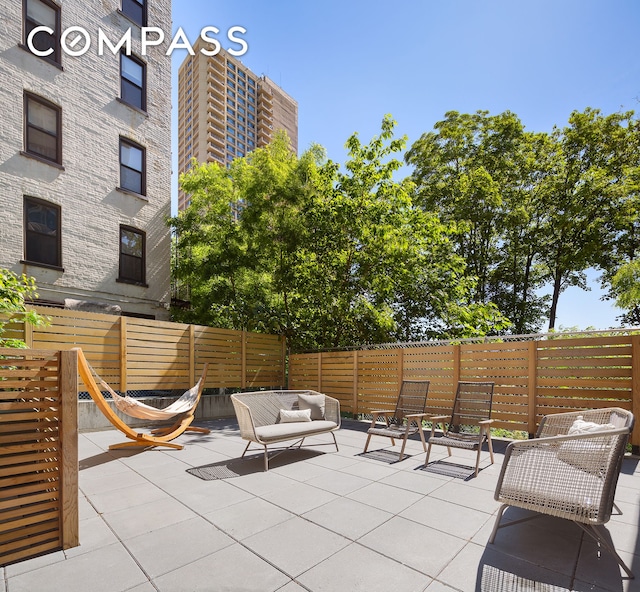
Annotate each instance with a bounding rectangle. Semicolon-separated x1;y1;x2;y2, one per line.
296;542;430;592
7;543;148;592
204;497;295;540
346;480;425;514
243;516;350;577
151;543;291;592
124;516;235;578
302;496;394;540
359;515;467;576
2;418;639;592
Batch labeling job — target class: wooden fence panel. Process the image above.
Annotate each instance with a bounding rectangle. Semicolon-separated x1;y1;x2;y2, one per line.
14;308;285;392
460;342;531;432
403;345;456;416
289;353;320;391
194;326;243;387
289;333;639;445
536;336;633;422
31;308;121;386
245;333;285;389
0;348;78;567
320;352;357;414
125;318;191;389
357;349;402;414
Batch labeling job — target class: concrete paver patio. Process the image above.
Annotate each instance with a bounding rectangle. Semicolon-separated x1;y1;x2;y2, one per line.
2;419;639;592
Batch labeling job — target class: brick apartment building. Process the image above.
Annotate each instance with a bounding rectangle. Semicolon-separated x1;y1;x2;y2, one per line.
0;0;172;319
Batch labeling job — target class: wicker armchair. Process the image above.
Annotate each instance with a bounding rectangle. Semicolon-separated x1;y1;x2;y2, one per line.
425;381;495;477
363;380;431;461
489;407;635;578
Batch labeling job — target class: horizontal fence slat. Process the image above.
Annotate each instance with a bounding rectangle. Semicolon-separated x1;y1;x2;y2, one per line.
290;331;640;442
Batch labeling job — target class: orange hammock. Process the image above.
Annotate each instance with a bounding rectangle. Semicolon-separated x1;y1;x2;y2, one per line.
75;347;210;450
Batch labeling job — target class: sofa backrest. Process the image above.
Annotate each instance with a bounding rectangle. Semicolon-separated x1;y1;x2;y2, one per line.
233;390;319;428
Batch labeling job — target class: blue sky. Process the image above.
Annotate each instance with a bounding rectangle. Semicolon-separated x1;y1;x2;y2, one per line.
170;0;640;331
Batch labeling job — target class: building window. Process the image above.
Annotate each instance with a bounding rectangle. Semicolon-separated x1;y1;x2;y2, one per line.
119;138;146;195
24;0;61;65
119;226;146;284
23;196;61;268
121;0;146;26
120;53;146;111
24;92;61;165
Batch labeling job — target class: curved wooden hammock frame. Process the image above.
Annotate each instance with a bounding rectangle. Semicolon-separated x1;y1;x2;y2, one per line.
75;347;210;450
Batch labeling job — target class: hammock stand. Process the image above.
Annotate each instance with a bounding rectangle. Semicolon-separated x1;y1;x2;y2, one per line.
75;347;210;450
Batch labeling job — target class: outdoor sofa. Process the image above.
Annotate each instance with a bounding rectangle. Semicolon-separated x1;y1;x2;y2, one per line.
231;390;340;470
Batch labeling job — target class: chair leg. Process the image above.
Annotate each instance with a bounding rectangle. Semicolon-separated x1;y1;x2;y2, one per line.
488;504;509;544
331;431;339;452
474;447;481;477
398;423;413;461
418;424;427;452
241;441;252;458
425;441;433;466
487;431;495;465
363;433;372;453
398;437;408;462
578;523;634;579
264;445;269;471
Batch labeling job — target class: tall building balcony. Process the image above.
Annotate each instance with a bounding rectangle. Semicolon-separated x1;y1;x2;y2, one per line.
257;127;272;144
207;98;224;117
207;59;224;76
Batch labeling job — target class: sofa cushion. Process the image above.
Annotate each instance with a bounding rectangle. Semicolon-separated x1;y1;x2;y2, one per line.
255;420;338;443
298;393;325;420
279;408;312;423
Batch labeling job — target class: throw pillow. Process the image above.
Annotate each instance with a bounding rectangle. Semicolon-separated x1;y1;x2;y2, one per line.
568;416;616;435
279;408;312;423
298;393;325;420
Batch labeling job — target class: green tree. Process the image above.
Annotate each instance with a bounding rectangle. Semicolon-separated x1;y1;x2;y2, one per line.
406;110;548;333
610;260;640;324
537;109;634;329
0;269;48;348
170;119;508;351
595;113;640;325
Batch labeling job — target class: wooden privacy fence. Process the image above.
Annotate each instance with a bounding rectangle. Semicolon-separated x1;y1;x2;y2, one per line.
289;333;640;446
9;307;286;392
0;348;78;566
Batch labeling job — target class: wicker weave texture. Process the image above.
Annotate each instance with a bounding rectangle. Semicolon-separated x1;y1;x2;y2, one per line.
495;408;634;525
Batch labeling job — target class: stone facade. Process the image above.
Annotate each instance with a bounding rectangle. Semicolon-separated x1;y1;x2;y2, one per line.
0;0;172;319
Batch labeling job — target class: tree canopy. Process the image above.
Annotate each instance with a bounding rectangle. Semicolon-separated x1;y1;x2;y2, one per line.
170;118;508;352
406;108;640;332
171;107;639;350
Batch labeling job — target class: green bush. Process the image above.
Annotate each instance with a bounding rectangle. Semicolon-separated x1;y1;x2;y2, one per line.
0;269;48;348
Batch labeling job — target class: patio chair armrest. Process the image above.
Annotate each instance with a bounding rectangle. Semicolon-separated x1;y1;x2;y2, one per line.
405;413;428;419
368;409;393;428
478;419;494;427
429;415;449;422
428;414;449;435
